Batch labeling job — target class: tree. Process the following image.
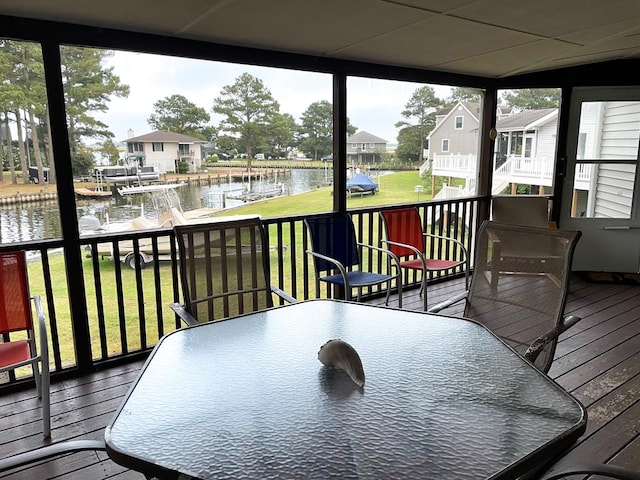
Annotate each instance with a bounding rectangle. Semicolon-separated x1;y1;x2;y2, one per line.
501;88;560;109
298;100;332;160
297;100;356;159
447;87;482;105
1;43;129;182
264;113;296;158
394;125;422;164
0;40;45;184
60;46;130;174
395;86;443;165
148;94;211;138
99;138;120;165
212;73;280;170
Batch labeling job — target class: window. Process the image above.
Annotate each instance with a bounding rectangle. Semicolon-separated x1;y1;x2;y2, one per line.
178;144;190;155
361;143;366;150
455;116;463;129
569;100;640;219
152;142;164;152
128;142;143;153
352;143;357;149
510;132;523;155
442;139;450;152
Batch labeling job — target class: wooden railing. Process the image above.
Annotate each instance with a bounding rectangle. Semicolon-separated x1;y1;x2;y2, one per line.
0;197;484;392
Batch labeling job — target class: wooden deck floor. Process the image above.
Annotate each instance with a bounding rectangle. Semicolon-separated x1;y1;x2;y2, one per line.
1;274;639;478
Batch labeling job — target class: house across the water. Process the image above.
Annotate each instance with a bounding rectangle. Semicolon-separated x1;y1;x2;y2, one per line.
124;130;207;174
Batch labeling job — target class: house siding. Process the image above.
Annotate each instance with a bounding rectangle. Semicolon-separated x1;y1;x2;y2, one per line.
144;142;175;173
591;101;640;218
535;121;557;163
428;104;479;158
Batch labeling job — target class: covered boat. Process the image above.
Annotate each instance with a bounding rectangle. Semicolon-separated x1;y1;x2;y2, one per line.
347;173;379;195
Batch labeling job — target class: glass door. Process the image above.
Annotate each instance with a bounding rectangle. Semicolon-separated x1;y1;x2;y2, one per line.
560;87;640;272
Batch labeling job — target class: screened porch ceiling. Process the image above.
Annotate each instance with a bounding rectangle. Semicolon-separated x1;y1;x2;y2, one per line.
2;0;640;78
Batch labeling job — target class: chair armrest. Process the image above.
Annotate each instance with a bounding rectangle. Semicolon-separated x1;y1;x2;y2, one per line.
524;314;581;364
270;285;298;304
0;440;106;473
427;291;468;313
381;239;422;257
306;250;349;278
422;233;471;272
423;233;470;261
169;302;199;327
357;242;402;272
541;463;640;480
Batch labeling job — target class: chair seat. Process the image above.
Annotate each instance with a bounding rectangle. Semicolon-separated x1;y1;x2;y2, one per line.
320;270;393;287
400;258;464;271
0;340;30;369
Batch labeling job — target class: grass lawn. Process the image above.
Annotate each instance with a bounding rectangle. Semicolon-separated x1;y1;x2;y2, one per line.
214;170;430;218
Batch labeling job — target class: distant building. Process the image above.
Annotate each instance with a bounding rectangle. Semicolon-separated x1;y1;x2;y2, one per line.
123;130;206;173
346;131;387;164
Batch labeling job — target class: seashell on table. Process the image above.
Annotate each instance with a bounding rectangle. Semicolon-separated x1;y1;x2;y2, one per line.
317;339;365;387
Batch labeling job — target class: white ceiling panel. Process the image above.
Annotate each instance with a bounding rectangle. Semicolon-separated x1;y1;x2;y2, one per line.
336;14;538;69
183;0;432;56
2;0;640;77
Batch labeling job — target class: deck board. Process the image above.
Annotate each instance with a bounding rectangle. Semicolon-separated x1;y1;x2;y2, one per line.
1;274;639;479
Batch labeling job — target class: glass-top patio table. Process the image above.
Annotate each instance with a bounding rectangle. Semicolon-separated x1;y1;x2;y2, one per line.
105;299;586;480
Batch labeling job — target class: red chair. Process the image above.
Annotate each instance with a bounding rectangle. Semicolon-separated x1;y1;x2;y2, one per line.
0;251;50;437
380;207;469;311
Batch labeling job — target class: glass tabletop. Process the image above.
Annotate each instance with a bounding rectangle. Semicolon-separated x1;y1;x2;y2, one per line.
106;300;586;480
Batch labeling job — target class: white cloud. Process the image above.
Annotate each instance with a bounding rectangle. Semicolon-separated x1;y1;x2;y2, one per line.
96;50;451;144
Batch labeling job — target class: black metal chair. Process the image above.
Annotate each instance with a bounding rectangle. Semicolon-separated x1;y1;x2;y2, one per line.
304;213;402;306
429;220;582;373
170;215;296;326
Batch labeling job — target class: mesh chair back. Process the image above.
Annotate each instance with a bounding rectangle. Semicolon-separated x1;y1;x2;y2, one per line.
175;217;273;323
465;221;581;372
305;214;360;273
491;195;550;228
380;207;425;257
0;251;33;334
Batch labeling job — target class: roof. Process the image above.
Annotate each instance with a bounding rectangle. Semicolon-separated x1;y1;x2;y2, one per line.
496;109;557;130
125;131;206;144
347;131;388;144
436;102;481;118
4;2;640;79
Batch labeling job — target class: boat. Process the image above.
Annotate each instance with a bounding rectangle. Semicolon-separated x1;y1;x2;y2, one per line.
80;183;222;268
347;173;379;195
225;183;286;202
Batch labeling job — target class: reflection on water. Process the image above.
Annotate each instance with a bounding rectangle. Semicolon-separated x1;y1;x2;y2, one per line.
0;168;334;244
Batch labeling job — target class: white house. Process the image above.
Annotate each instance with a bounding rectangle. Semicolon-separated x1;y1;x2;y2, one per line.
429;103;560;195
124;130;206;173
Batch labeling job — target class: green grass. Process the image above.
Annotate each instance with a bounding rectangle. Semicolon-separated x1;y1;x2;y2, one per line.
215;170;430;218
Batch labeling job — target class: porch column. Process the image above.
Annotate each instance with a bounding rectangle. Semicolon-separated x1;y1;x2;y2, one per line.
333;73;347;213
42;40;93;371
477;88;498;222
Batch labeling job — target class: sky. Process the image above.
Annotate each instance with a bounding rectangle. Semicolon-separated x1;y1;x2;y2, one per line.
95;50;452;145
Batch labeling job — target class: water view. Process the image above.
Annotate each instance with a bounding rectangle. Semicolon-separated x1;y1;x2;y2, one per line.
0;168;334;243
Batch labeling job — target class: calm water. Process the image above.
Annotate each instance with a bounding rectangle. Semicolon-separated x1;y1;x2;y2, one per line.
0;168;334;243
